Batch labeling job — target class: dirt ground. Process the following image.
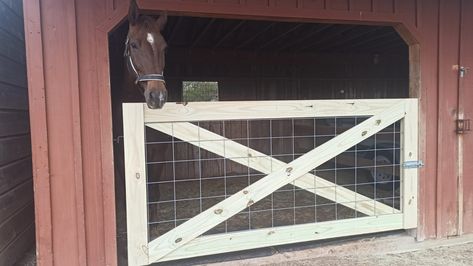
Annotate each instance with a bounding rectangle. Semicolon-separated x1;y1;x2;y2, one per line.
263;242;473;266
15;237;473;265
202;239;473;266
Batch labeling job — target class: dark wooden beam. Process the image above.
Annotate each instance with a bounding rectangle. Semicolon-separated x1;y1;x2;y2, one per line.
321;26;381;51
212;20;246;50
235;22;276;49
346;31;398;50
258;23;304;50
336;31;396;51
276;24;332;52
360;37;406;52
381;42;407;52
167;17;183;45
190;18;216;48
296;25;356;52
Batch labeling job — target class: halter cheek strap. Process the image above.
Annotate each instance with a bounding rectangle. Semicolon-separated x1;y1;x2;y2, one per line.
125;38;166;85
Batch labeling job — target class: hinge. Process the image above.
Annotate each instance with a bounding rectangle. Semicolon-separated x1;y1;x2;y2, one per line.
456;119;471;134
402;160;424;169
113;135;124;144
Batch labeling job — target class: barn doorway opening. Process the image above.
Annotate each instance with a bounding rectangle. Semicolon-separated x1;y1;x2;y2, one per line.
109;15;411;265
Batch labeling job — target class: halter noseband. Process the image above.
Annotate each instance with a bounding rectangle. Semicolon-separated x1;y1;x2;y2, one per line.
124;38;166;85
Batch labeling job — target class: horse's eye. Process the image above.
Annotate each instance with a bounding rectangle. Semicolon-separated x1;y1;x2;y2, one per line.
130;42;138;49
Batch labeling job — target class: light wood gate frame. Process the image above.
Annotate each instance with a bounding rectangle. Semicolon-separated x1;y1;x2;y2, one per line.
123;99;418;265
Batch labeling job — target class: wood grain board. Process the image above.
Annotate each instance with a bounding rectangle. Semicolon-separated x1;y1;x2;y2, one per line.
139;100;409;262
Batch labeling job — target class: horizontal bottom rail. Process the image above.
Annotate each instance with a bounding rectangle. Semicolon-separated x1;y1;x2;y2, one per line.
157;214;403;262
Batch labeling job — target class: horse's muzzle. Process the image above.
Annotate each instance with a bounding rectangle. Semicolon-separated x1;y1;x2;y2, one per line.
147;90;167;109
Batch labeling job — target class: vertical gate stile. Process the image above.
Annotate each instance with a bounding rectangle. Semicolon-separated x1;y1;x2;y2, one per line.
401;99;419;229
123;103;149;266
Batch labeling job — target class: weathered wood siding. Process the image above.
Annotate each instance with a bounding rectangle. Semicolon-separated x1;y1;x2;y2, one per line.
0;0;35;265
22;0;473;265
165;50;408;101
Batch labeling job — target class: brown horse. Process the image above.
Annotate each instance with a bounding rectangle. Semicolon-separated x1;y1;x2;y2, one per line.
126;0;168;109
111;1;169;264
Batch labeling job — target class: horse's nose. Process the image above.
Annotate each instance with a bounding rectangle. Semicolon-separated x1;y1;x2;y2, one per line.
148;90;167;109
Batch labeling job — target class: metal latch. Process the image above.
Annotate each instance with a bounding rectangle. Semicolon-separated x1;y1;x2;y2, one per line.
456;119;471;134
459;66;470;78
402;160;424;169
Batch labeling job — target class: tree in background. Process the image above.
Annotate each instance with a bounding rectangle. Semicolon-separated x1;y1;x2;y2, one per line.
183;81;219;102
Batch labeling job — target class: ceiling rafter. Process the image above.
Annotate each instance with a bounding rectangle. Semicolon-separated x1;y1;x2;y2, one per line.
235;22;277;49
276;24;332;52
323;26;382;51
212;20;246;50
360;36;406;52
167;17;183;45
190;18;216;49
344;31;398;51
258;23;305;50
296;25;357;52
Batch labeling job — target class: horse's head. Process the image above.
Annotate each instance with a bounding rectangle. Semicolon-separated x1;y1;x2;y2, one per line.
126;0;168;109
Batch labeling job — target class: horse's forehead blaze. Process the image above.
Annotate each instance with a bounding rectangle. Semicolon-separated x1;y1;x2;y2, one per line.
146;33;155;44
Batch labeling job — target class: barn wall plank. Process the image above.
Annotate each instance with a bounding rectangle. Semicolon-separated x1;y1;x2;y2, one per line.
0;203;34;252
0;180;33;224
0;111;29;137
0;135;31;166
0;158;32;195
436;0;461;238
0;28;26;64
0;1;24;41
0;84;29;110
0;223;35;266
1;0;22;18
459;0;473;235
0;56;28;88
165;50;409;101
416;0;440;240
23;0;53;264
0;0;34;264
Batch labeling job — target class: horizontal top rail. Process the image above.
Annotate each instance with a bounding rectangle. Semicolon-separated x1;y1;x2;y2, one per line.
141;99;414;123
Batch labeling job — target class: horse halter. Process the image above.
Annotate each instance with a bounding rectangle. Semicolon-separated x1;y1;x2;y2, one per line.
124;38;166;85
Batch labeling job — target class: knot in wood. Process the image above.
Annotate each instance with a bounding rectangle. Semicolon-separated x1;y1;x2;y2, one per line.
286;167;293;176
361;131;367;136
135;173;140;179
214;208;223;215
175;237;182;243
247;200;254;207
376;119;381;125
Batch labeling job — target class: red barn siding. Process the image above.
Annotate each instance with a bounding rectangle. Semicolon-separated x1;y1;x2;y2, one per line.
22;0;473;265
459;0;473;234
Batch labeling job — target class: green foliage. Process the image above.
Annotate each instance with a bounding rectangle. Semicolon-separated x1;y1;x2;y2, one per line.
183;81;219;102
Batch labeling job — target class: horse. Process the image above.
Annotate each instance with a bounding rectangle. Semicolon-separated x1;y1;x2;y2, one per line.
111;1;169;264
125;0;168;109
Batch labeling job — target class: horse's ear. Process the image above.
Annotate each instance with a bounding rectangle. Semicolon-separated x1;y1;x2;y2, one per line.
129;0;140;25
156;12;167;31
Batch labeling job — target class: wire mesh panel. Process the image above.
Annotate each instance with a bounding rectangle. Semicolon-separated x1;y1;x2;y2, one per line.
145;117;402;241
123;99;418;265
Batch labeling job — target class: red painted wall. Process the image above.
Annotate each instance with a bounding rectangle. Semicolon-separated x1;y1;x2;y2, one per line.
23;0;473;265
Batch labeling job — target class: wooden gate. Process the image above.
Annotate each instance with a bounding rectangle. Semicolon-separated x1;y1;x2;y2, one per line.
123;99;418;265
